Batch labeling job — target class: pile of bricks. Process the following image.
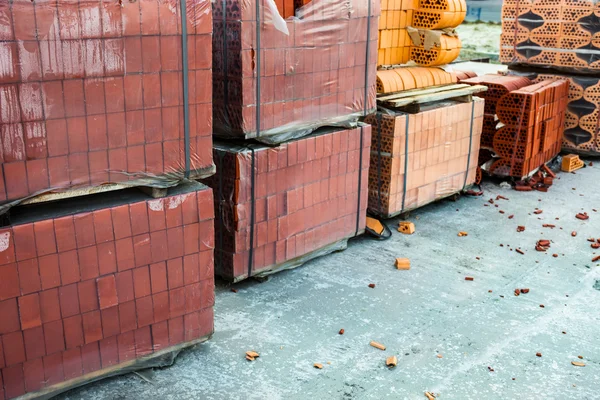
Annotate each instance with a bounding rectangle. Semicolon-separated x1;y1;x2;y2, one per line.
204;126;370;282
365;98;483;217
212;0;379;142
486;79;569;178
461;75;533;148
0;182;215;399
376;66;456;93
378;0;465;67
0;0;214;204
500;0;600;71
508;71;600;155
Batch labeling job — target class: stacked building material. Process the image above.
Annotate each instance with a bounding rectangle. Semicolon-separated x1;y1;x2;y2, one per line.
488;80;569;177
508;70;600;155
365;98;484;218
500;0;600;72
0;0;214;205
378;0;466;68
461;75;532;147
0;182;215;399
204;126;370;282
212;0;379;143
376;66;457;93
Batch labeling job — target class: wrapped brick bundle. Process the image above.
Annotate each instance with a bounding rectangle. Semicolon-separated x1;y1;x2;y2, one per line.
500;0;600;72
0;0;214;207
366;98;483;218
204;126;370;282
508;70;600;155
212;0;379;143
0;182;214;399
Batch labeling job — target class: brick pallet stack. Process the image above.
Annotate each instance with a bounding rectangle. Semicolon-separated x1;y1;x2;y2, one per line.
500;0;600;155
365;98;484;217
206;0;377;282
0;1;215;398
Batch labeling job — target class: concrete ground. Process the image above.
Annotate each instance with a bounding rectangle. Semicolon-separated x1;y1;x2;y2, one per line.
60;160;600;400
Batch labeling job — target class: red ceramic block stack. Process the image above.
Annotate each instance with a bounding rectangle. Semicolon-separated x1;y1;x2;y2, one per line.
0;0;214;204
204;125;370;282
0;182;215;399
212;0;379;143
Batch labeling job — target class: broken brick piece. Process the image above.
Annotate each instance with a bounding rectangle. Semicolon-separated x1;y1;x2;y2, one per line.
534;210;543;214
339;329;344;335
395;258;411;270
576;213;589;220
592;256;600;262
465;276;474;281
368;283;376;289
517;226;526;232
521;288;530;294
508;215;514;219
370;341;386;351
313;363;323;369
571;231;577;237
516;248;525;255
458;231;468;237
536;352;542;357
398;222;415;235
541;164;556;178
514;289;521;296
386;356;398;368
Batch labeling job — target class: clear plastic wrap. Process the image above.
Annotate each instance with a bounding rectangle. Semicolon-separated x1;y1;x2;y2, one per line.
500;0;600;73
365;98;483;218
203;125;370;282
0;181;214;400
212;0;379;144
508;69;600;155
0;0;214;209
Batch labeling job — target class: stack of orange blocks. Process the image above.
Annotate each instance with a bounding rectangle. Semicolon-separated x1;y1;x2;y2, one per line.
378;0;466;68
488;80;569;178
500;0;600;71
365;98;483;217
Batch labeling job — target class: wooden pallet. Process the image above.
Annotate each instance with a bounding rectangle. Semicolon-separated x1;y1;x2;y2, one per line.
377;83;488;113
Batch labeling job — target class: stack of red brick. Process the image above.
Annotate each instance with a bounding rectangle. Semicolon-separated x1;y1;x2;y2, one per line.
0;0;214;204
204;126;370;282
0;183;215;399
212;0;379;142
469;78;570;178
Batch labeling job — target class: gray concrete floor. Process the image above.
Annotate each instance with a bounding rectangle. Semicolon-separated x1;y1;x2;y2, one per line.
60;160;600;400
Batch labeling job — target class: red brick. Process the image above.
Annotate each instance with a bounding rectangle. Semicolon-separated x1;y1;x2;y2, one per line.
99;336;119;368
93;209;114;244
133;234;152;267
63;314;84;349
184;312;201;342
169;287;186;318
167;258;184;289
165;199;183;228
73;213;96;248
43;320;65;355
0;299;19;337
2;331;25;366
23;326;46;360
168;316;184;345
3;364;25;399
132;266;151;298
59;283;80;318
181;193;199;225
118;301;137;333
115;238;135;271
147;201;167;232
18;258;41;295
183;253;200;284
33;220;57;256
54;216;77;252
134;326;152;357
150;230;168;262
0;263;20;300
43;352;65;386
185;283;202;313
79;246;100;281
78;279;99;313
4;162;29;200
39;288;61;323
59;250;80;285
12;224;36;261
23;358;45;392
82;310;103;344
167;227;184;259
0;228;16;266
97;274;119;309
101;306;120;338
62;347;82;380
0;338;3;369
117;331;135;363
81;342;101;374
130;202;150;236
18;293;42;330
149;261;167;293
111;205;132;240
97;241;117;276
39;254;61;290
144;279;165;319
152;321;169;351
199;220;214;251
136;295;154;328
115;270;134;303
